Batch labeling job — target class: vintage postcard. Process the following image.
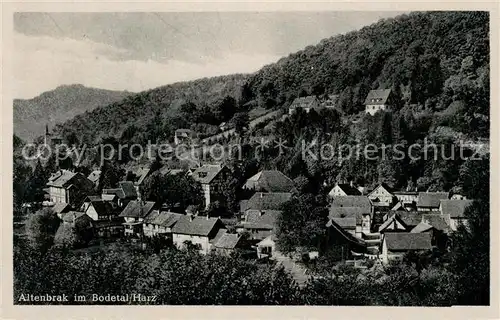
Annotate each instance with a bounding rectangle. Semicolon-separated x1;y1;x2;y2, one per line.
1;1;499;319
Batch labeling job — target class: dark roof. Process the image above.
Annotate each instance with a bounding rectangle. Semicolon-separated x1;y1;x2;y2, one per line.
244;170;295;193
191;164;226;184
289;96;320;109
384;232;432;251
119;200;156;218
103;182;137;200
243;210;280;230
394;211;424;227
171;215;224;236
88;200;117;217
439;199;474;218
213;232;241;249
331;217;357;229
143;210;183;228
330;196;372;211
410;222;434;233
52;202;70;214
85;195;102;202
364;89;392;105
422;214;451;231
243;192;292;211
329;206;370;223
332;183;362;196
62;211;88;223
417;192;449;208
119;181;138;198
393;191;419;196
47;170;76;188
326;219;366;248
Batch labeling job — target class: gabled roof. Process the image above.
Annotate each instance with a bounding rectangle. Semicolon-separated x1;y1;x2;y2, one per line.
87;200;118;217
326;219;366;248
143;210;183;228
85;195;102;202
52;202;70;214
330;196;372;211
329;206;370;223
393;211;424;227
243;192;292;211
257;234;277;247
289;96;320;109
47;170;76;188
243;170;295;193
119;181;138;198
330;183;361;196
410;222;434;233
368;183;394;197
62;211;88;223
87;170;101;183
191;164;226;184
417;192;449;208
171;215;224;236
213;232;241;249
102;181;137;200
330;217;357;229
383;232;432;251
243;210;280;230
439;199;474;218
119;200;156;218
364;89;392;105
378;213;409;233
422;214;451;231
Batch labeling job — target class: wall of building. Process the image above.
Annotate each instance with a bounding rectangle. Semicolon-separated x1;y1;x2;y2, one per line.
365;104;390;115
173;233;211;254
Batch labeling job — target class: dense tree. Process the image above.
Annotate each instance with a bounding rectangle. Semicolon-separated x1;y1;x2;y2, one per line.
25;208;60;252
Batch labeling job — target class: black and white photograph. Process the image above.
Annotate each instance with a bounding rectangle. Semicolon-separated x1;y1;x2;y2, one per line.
5;5;496;312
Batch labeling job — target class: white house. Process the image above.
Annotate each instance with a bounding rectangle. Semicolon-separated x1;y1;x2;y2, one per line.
364;89;392;115
171;215;226;254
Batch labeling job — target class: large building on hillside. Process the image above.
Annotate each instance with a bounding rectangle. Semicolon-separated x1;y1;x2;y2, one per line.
288;96;321;115
364;89;393;115
190;164;230;209
46;170;94;205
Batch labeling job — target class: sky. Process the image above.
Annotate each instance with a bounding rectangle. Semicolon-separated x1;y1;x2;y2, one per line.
13;12;404;99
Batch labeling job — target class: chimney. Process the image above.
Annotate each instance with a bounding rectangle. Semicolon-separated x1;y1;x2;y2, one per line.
350;180;354;187
260;192;264;198
206;215;210;220
190;214;195;221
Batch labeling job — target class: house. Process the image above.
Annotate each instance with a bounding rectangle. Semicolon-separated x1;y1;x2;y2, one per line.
256;235;276;259
330;196;372;211
171;215;226;254
61;211;93;228
380;232;432;264
417;192;449;211
87;170;101;187
102;181;138;208
46;170;94;205
393;191;419;206
378;213;409;233
142;210;183;240
328;183;362;197
323;94;339;109
329;206;371;236
243;170;296;193
51;202;71;219
240;192;291;239
439;199;474;231
325;219;366;259
118;200;156;237
368;184;395;207
191;164;230;209
211;231;244;256
84;200;119;221
241;192;292;213
242;210;281;241
288;96;321;115
364;89;393;115
174;128;195;145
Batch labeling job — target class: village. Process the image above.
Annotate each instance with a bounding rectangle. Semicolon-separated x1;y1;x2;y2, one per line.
19;88;476;283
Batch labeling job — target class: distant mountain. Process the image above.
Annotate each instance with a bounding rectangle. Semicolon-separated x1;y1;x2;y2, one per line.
13;84;132;141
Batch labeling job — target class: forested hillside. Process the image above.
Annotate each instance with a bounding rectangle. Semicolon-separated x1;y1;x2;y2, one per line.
55;11;489;145
56;75;248;145
14;85;131;141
